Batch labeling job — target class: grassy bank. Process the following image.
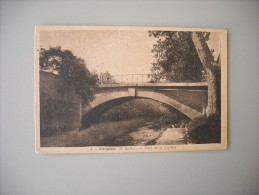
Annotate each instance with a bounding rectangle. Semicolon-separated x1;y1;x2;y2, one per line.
41;118;147;147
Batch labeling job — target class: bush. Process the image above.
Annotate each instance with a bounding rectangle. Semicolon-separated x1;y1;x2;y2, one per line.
186;114;221;144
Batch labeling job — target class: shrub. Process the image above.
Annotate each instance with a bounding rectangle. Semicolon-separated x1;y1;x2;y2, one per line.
186;114;221;144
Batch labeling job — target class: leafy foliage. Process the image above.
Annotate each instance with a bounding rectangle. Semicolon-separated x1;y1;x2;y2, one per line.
186;114;221;144
40;46;99;105
149;31;206;82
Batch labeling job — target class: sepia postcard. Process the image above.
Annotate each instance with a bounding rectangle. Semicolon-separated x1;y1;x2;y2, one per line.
35;26;227;154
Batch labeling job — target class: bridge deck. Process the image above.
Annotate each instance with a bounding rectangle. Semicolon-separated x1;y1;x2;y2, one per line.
99;82;208;88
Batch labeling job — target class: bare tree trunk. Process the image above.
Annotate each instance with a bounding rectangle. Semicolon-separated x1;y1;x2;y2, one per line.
191;32;220;117
206;67;218;116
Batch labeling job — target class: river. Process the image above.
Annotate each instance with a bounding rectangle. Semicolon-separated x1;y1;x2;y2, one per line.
102;118;187;146
41;117;187;147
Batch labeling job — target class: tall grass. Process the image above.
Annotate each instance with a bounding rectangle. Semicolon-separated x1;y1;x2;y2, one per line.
41;118;146;147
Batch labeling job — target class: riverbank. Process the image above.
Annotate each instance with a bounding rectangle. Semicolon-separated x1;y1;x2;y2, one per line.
41;117;187;147
41;118;147;147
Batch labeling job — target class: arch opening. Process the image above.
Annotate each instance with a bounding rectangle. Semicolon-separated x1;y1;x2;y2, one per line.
81;97;135;128
82;90;203;127
81;96;191;129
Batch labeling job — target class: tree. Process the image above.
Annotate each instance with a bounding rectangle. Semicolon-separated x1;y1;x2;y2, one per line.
40;46;99;106
149;31;205;82
149;31;220;116
100;71;117;84
191;32;221;116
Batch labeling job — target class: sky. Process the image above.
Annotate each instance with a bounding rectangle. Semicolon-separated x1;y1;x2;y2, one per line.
40;30;156;75
39;29;221;76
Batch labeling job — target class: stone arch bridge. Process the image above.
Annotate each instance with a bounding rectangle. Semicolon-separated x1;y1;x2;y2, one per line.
83;82;208;120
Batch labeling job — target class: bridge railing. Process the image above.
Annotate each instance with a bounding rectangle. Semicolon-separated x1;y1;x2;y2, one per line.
98;73;208;86
99;73;162;84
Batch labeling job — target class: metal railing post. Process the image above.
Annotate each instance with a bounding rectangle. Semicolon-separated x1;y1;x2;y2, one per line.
99;74;154;84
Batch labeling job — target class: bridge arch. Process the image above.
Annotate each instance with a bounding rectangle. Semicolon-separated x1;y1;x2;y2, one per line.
85;90;203;119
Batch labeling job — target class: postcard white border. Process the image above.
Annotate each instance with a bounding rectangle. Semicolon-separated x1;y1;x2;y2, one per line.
35;26;228;154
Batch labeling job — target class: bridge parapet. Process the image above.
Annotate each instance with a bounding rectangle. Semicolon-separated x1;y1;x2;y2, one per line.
100;73;151;84
98;82;208;88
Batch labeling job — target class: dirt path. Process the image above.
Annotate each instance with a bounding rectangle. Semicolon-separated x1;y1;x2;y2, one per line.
123;126;187;146
156;128;187;145
129;126;164;145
